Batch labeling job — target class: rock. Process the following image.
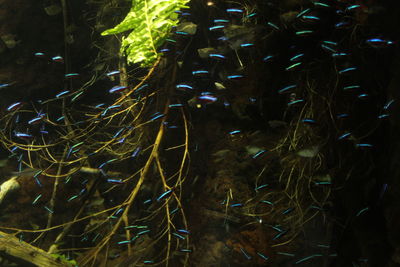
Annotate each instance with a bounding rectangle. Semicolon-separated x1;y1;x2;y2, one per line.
177;22;197;35
44;4;62;16
297;145;319;158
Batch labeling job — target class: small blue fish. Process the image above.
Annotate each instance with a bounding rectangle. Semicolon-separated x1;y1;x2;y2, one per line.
56;90;70;98
322;40;338;46
15;132;33;139
345;5;361;12
332;52;349;57
0;83;11;89
263;55;274;62
198;95;218;103
28;116;44;125
71;91;84;102
34;176;42;187
170;207;179;214
157;189;173;202
109;86;127;94
282;207;294;215
276;252;295;257
65;73;79;79
278;84;296;94
94;103;105;109
366;38;393;48
290;54;304;62
335;21;352;29
226;8;243;14
338;67;357;74
267;22;280;30
288;99;304;106
295;254;323;264
355;143;373;148
169;103;183;108
301;15;320;22
106;70;120;77
51;56;64;63
68;195;79;202
378;114;389;119
321;44;336;53
209;25;225;31
260;200;274;205
172;232;185;240
297;9;310;18
296;30;313;36
257;252;269;261
32;194;42;205
273;230;288;240
34;52;45;57
150;113;165;121
229;130;241;135
214;19;229;24
252;149;266;159
338;132;351;140
44;206;54;214
131;147;141;158
314;181;331;185
310;205;324;211
209;53;225;59
356;207;369;216
302;118;316;124
285;62;302;71
337;113;349;119
56;116;65;122
114;208;124;216
227;75;244;80
133;84;149;95
384;99;395;110
107;179;124;184
343;85;360;90
143;199;152;204
34;170;43;178
177;229;190;235
240;248;252;260
175;31;189;35
240;43;254;48
255;184;268;191
7;102;23;112
175;84;193;90
192;70;209;76
101;104;121;116
117;240;131;245
314;2;330;8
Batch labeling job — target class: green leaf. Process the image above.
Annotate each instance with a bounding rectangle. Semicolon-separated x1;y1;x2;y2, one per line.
102;0;190;67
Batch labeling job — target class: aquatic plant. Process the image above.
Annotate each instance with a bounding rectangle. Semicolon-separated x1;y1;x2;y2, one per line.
102;0;190;66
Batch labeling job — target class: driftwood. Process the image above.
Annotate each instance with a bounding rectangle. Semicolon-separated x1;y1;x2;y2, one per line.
0;231;72;267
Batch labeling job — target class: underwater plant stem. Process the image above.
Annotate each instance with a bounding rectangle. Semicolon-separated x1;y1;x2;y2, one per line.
79;101;170;266
46;146;68;227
